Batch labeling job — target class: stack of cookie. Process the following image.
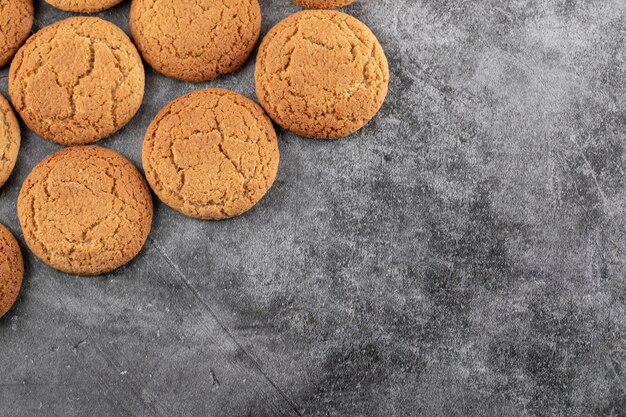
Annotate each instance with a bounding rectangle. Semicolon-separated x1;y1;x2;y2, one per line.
0;0;388;315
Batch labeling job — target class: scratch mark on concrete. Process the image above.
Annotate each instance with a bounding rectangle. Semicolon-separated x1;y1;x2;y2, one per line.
569;134;609;214
148;236;303;417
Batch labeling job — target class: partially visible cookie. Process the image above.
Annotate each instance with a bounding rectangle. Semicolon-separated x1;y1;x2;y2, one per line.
292;0;355;8
255;10;389;139
0;224;24;318
142;89;279;220
0;0;33;68
130;0;261;83
0;94;20;188
9;17;145;146
45;0;124;13
18;146;153;276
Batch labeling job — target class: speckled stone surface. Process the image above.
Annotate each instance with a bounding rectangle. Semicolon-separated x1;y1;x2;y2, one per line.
1;1;626;416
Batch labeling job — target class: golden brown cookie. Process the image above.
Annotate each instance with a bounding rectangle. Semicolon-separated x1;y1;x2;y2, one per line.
45;0;124;13
0;0;33;68
292;0;355;8
18;146;153;276
0;94;20;188
0;224;24;318
9;17;145;146
130;0;261;83
142;88;279;220
255;10;389;139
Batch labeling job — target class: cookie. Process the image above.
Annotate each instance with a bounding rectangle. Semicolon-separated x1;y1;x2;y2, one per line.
291;0;355;8
45;0;124;13
130;0;261;83
9;17;145;146
0;94;20;188
142;89;279;220
0;224;24;318
0;0;33;68
255;10;389;139
17;146;153;276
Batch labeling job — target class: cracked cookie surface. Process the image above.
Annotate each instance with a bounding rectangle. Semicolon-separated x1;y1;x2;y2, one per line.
0;224;23;318
45;0;124;12
9;17;145;146
292;0;355;9
142;88;279;220
130;0;261;83
255;10;389;139
18;146;153;276
0;94;20;188
0;0;33;68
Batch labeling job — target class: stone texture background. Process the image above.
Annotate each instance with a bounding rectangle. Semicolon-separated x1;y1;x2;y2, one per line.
1;0;626;416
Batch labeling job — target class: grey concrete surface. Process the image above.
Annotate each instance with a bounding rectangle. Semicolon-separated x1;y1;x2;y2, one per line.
1;0;626;416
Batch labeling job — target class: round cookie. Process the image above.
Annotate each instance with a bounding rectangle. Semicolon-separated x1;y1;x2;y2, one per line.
0;224;24;318
9;17;145;146
142;89;279;220
292;0;355;8
0;94;20;188
0;0;33;68
130;0;261;83
18;146;153;276
255;10;389;139
45;0;124;13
